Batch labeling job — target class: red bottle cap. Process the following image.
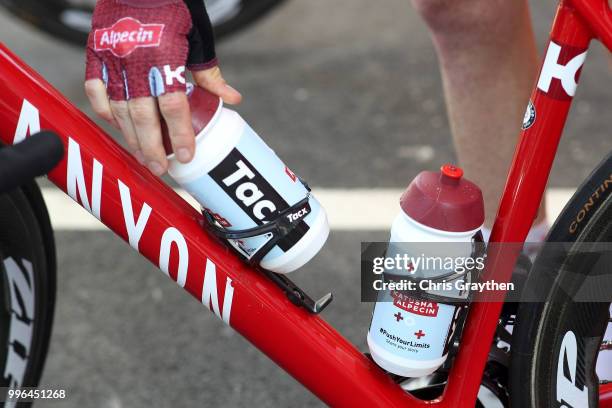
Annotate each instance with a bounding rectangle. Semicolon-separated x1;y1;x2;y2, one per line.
441;164;463;180
400;164;484;232
161;86;222;156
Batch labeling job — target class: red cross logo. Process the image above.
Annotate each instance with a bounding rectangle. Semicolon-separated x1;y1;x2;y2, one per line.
285;166;297;182
205;208;232;228
394;312;403;322
414;330;426;339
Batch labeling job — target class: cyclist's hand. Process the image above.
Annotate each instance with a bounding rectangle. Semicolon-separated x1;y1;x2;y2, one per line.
84;0;241;176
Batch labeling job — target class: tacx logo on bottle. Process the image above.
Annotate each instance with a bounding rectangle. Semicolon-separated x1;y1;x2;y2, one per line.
537;41;587;101
94;17;165;57
209;148;310;251
286;203;311;224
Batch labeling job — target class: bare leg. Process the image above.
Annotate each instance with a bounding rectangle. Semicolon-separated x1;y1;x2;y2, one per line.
412;0;546;228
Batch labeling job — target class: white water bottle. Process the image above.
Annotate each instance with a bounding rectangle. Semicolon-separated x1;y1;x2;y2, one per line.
367;164;484;377
163;86;329;273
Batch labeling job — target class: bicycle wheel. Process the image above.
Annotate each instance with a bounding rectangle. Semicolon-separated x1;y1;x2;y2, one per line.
0;181;56;405
0;0;286;47
510;151;612;408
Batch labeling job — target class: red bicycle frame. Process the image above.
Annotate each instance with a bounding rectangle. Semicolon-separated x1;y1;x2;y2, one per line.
0;0;610;406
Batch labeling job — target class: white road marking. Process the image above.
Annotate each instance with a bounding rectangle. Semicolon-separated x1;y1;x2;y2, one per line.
396;145;435;162
41;187;574;231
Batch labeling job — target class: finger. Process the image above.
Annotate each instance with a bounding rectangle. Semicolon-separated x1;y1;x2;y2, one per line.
109;100;144;164
103;58;127;102
192;66;242;105
85;41;105;85
127;97;167;176
84;79;119;129
158;92;195;164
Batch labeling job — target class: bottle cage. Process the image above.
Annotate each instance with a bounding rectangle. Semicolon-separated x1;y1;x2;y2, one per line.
202;193;312;266
201;180;333;315
382;231;486;379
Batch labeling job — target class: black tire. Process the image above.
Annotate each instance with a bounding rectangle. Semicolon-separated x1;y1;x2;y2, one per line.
0;0;286;47
0;181;56;407
510;151;612;408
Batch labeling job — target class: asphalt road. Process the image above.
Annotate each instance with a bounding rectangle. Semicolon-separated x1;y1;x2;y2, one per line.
0;1;610;407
